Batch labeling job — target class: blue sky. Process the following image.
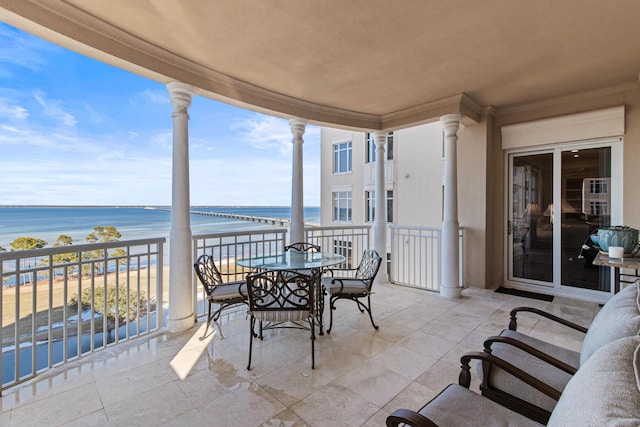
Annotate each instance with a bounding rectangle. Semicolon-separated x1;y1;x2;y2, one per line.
0;23;321;206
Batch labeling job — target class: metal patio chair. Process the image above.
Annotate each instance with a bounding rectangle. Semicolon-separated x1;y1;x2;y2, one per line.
284;241;321;277
321;249;382;333
246;269;318;369
284;242;320;253
193;254;248;340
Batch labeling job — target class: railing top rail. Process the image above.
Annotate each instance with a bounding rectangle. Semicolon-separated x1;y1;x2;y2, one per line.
389;225;442;231
0;237;166;260
193;228;288;240
390;225;465;232
305;225;371;231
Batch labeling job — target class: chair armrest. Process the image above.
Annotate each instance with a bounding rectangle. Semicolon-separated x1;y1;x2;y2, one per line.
509;307;588;333
483;335;577;375
324;267;359;277
329;277;367;293
459;351;562;401
386;409;439;427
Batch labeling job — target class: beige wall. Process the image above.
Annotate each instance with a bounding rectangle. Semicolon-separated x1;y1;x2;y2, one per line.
457;118;491;288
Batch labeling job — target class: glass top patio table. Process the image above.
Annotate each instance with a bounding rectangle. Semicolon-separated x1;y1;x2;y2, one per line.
236;252;346;270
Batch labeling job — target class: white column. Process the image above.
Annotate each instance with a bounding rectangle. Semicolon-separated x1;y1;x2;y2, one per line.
440;114;462;298
373;131;387;284
289;117;308;244
166;82;196;332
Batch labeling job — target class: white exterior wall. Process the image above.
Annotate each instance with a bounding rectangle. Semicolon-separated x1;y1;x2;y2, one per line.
320;128;364;226
320;124;445;229
394;124;445;227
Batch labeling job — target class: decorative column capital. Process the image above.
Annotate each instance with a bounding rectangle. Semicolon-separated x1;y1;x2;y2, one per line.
289;117;308;142
373;131;388;149
167;82;196;117
440;113;462;137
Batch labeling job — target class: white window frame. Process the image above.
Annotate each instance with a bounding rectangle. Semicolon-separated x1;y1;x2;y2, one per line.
332;191;352;222
366;132;394;163
365;189;393;223
333;141;352;174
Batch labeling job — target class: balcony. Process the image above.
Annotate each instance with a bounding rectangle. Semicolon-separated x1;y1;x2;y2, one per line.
0;281;596;425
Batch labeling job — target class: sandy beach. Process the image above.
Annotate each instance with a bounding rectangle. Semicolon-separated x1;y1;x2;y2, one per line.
1;265;171;342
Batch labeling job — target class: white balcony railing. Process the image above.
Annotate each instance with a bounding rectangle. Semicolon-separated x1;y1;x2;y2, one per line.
390;225;464;291
305;225;371;271
0;238;165;392
1;224;460;392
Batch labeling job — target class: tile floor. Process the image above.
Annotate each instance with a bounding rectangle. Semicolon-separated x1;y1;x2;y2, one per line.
0;283;598;426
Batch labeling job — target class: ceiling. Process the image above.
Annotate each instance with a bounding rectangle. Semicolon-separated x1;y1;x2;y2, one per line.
1;0;639;130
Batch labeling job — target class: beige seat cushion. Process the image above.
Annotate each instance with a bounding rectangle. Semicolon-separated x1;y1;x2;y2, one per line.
417;384;543;427
321;277;369;295
482;329;579;412
482;281;640;413
211;281;247;301
548;335;640;426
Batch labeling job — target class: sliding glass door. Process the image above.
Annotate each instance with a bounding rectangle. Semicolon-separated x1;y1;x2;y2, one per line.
510;152;554;284
507;141;618;295
560;147;611;292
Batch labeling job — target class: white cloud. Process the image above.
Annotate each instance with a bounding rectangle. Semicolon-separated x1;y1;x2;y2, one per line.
33;91;77;127
0;23;322;207
0;24;52;73
0;98;28;120
231;115;295;156
137;88;170;106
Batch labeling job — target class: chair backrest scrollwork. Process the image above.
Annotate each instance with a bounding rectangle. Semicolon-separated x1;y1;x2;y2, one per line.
355;249;382;283
246;269;317;313
194;254;224;296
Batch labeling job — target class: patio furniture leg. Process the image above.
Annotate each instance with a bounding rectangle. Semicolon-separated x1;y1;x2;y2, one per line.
327;296;336;334
247;317;254;370
200;302;213;341
364;296;379;330
311;317;315;369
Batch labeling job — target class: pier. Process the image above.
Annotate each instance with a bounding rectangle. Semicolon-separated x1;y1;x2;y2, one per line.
190;210;291;226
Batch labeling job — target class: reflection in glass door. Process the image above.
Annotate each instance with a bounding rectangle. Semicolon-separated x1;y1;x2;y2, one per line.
561;147;611;292
508;145;614;293
510;153;554;283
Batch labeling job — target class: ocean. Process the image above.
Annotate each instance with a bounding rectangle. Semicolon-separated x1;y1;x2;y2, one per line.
0;206;321;250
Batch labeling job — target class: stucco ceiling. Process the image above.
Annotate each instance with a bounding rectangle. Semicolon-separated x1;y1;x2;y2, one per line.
1;0;639;130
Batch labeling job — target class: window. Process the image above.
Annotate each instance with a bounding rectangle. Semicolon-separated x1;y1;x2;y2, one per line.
333;141;352;174
333;239;352;268
366;132;394;163
386;190;394;223
364;190;393;223
589;201;608;215
332;191;352;222
365;190;375;222
589;179;608;194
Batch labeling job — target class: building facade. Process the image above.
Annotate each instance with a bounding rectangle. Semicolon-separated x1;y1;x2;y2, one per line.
320;84;640;304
